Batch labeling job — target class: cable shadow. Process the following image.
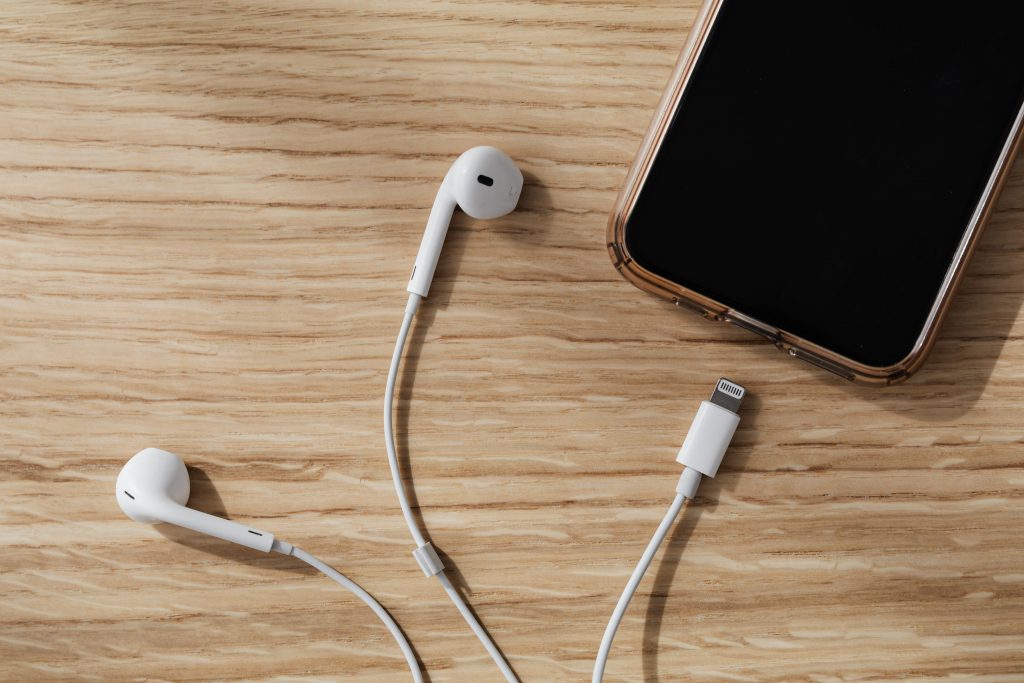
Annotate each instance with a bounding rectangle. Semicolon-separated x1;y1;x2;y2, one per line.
640;504;704;683
637;393;760;682
392;225;490;604
433;545;521;682
386;173;549;683
391;211;471;585
154;466;433;681
390;251;517;680
392;171;552;594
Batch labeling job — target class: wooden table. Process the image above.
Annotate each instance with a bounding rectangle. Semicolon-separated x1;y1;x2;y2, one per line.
2;2;1023;681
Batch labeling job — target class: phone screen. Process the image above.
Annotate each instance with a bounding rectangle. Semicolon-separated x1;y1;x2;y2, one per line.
624;2;1024;367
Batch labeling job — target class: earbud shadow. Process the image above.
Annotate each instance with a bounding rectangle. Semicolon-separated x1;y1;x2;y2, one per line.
414;169;551;312
157;467;433;681
155;466;313;574
501;169;554;241
639;394;760;682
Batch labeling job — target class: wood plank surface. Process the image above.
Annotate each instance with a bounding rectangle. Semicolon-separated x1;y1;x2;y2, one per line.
1;2;1023;681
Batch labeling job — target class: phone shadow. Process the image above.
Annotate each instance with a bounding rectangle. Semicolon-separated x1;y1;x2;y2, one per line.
839;166;1024;421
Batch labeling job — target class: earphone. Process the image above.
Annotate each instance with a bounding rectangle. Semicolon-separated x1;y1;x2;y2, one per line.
115;146;742;682
385;146;524;681
407;145;523;297
115;147;524;683
117;448;276;552
116;448;423;682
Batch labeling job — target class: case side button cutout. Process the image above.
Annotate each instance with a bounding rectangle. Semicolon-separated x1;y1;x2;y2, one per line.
673;296;715;319
608;241;629;269
724;309;781;345
786;346;867;383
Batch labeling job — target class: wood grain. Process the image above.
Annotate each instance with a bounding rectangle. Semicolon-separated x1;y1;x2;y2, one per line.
2;1;1023;681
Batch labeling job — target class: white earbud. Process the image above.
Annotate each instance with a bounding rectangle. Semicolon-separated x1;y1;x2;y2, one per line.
116;448;274;552
116;448;425;680
407;146;523;297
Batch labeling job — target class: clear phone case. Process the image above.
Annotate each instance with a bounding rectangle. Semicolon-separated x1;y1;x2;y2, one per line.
607;0;1024;384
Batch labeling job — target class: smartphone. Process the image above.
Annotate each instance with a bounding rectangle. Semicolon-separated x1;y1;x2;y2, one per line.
608;1;1024;384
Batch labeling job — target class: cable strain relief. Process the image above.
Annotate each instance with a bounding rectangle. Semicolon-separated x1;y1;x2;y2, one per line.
412;542;445;577
271;538;295;556
676;467;702;500
405;293;422;316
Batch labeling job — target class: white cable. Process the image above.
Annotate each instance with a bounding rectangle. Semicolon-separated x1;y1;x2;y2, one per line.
592;492;688;683
384;293;427;549
274;541;423;683
592;378;745;682
384;292;519;683
438;573;519;682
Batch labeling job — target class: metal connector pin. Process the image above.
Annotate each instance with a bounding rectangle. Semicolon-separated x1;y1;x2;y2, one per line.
709;378;746;414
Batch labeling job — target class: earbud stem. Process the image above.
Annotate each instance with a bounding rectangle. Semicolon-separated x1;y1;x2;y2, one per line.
155;497;275;553
408;182;457;298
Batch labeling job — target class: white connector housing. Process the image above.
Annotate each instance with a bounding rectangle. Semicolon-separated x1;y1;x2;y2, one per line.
676;401;740;478
413;541;445;577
